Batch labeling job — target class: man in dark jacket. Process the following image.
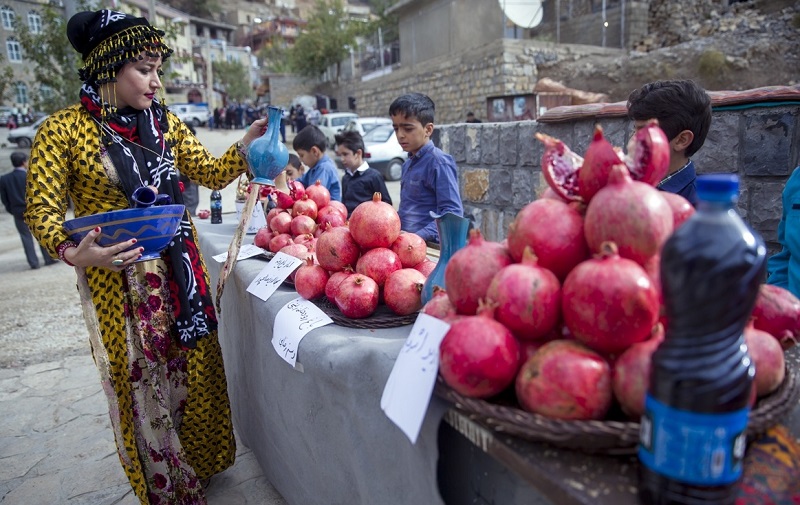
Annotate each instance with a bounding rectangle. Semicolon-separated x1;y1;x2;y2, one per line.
0;151;57;269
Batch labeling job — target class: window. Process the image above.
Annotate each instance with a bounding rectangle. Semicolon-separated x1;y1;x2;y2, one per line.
6;37;21;62
28;11;41;34
1;6;15;30
39;84;53;100
15;82;28;104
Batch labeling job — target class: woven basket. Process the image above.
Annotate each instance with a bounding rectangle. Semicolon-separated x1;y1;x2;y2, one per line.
435;364;800;456
311;297;418;329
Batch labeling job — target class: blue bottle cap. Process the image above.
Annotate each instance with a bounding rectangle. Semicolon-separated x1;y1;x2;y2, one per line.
696;174;739;203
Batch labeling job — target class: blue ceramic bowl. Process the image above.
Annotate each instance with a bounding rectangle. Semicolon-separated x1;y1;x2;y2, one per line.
63;205;185;262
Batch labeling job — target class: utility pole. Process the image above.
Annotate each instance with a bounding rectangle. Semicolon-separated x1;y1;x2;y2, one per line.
148;0;156;21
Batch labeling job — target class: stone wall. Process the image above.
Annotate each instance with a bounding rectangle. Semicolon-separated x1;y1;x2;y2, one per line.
434;103;800;255
267;74;318;109
533;1;650;49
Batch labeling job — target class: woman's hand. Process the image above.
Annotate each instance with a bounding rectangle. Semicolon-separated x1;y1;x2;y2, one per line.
63;227;143;271
242;117;269;147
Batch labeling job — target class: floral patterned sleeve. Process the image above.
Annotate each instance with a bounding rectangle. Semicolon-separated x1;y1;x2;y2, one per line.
167;115;248;190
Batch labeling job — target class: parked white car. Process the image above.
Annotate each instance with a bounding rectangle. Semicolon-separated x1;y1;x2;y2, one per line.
363;124;406;181
168;103;211;127
318;112;358;148
7;116;46;147
341;117;392;138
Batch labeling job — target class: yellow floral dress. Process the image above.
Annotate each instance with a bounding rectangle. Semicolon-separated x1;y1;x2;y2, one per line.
24;104;246;504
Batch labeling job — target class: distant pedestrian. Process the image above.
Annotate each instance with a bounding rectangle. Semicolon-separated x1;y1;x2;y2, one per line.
465;111;482;123
0;151;58;269
308;106;321;126
295;104;307;131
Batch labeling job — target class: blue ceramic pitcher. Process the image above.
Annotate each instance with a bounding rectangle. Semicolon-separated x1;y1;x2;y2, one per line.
247;106;289;185
420;211;470;305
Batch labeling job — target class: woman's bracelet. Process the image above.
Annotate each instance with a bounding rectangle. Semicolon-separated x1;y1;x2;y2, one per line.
235;140;248;159
57;240;78;266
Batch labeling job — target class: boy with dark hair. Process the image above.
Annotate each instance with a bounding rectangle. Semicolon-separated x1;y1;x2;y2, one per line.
292;124;341;201
335;130;392;216
389;92;463;243
627;79;712;206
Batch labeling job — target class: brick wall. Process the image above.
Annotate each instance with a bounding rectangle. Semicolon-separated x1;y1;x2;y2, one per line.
435;103;800;255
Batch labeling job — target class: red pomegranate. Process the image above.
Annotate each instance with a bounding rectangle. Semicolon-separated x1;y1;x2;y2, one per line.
269;211;293;235
383;268;426;316
279;243;312;261
612;324;665;418
506;198;589;281
325;268;353;304
269;233;294;253
294;258;330;300
744;324;786;397
305;180;331;210
274;191;295;210
327;200;348;219
421;286;457;321
583;164;673;266
292;194;318;220
413;259;436;277
266;207;284;227
316;226;361;272
316;205;346;230
578;124;625;203
515;340;612;420
348;193;401;249
355;247;402;287
390;232;428;268
660;192;695;230
486;247;561;341
288;179;305;201
535;132;583;202
444;229;513;315
254;227;272;249
335;273;379;318
751;283;800;350
561;242;661;355
439;302;521;398
624;119;671;187
290;214;317;236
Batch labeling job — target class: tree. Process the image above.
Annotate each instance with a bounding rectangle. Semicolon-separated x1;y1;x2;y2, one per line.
159;0;220;19
212;59;251;102
288;0;361;81
258;34;292;74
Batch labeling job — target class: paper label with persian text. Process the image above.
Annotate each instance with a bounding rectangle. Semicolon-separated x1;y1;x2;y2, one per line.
272;297;333;367
246;252;303;301
212;243;268;263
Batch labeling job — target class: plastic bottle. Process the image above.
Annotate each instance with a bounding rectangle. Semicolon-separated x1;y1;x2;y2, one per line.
638;174;766;505
210;190;223;224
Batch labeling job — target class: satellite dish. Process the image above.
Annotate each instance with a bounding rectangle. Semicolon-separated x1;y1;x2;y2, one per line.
498;0;544;29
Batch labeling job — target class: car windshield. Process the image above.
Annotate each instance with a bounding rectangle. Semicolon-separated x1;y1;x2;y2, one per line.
362;121;389;134
332;117;353;127
363;125;394;143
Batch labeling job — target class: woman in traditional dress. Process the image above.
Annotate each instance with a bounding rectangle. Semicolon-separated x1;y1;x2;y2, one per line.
24;9;267;504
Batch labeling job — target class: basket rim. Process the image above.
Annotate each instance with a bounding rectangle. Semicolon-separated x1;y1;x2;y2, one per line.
311;296;418;329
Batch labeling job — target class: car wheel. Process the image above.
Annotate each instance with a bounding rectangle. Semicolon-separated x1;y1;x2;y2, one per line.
385;159;403;181
17;137;31;148
191;118;201;127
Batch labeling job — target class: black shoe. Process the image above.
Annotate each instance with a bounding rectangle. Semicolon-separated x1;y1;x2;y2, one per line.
44;260;58;266
31;264;40;270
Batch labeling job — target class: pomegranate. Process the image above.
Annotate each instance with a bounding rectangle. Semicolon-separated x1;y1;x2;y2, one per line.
421;286;457;321
269;233;294;253
507;198;589;281
660;192;695;230
316;205;346;230
355;247;402;287
390;232;428;268
584;164;673;266
535;132;583;202
325;268;354;304
274;191;295;210
294;258;329;300
744;324;786;397
578;124;625;203
515;340;612;420
539;186;567;202
293;233;315;248
444;229;513;315
288;179;305;201
485;247;561;341
624;119;670;186
383;268;426;316
292;194;318;220
327;200;348;219
413;259;436;277
348;193;401;249
334;273;379;318
266;207;283;227
253;227;272;249
196;209;210;219
306;180;331;210
612;325;665;418
439;302;521;398
751;283;800;350
290;214;317;236
279;243;311;261
269;211;293;235
561;242;661;355
316;226;361;272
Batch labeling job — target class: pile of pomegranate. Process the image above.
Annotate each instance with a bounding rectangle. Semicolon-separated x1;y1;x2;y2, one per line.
433;122;800;422
253;182;434;318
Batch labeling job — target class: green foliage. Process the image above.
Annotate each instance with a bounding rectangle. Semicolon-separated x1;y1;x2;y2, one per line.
212;59;251;102
697;49;728;81
0;55;14;104
792;13;800;29
158;0;220;19
287;0;361;81
13;3;83;112
258;35;293;74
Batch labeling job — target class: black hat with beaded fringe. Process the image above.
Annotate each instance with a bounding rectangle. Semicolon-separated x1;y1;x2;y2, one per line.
67;9;173;85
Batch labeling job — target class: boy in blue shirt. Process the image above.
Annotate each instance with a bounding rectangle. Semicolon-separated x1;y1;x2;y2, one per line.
767;165;800;298
389;92;463;243
627;79;712;206
335;130;392;216
292;125;341;201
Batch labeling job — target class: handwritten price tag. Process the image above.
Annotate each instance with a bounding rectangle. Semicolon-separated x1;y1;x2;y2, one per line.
213;243;268;263
380;313;451;444
272;297;333;367
246;252;303;301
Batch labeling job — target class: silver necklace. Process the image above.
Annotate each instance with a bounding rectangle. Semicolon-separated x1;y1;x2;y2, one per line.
659;160;691;187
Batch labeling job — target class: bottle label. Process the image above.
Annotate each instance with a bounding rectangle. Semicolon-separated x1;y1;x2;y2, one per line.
638;395;748;486
211;200;222;210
